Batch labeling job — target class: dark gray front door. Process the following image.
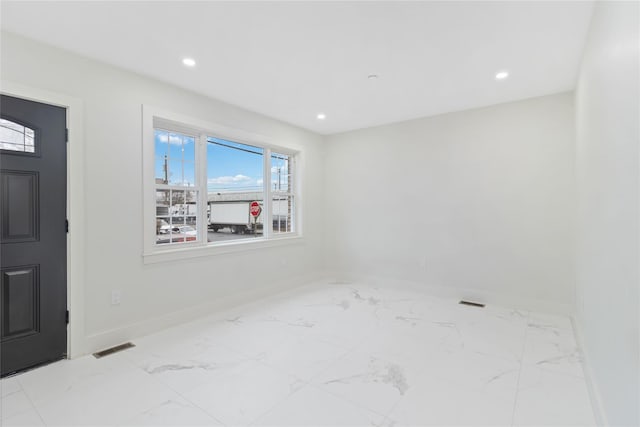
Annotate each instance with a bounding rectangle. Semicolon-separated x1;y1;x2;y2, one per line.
0;94;67;377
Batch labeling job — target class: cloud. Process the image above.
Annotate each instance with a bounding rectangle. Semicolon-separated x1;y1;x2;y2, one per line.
156;132;193;145
207;174;252;184
256;178;264;186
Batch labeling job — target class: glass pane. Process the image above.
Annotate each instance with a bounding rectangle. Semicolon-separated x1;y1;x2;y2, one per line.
272;195;294;234
155;189;171;244
0;118;36;153
207;137;264;243
156;216;171;235
156;189;198;245
155;129;195;186
182;136;196;161
168;160;195;186
271;153;291;193
154;129;169;184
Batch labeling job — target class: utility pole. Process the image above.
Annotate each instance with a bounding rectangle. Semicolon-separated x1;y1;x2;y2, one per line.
277;167;281;191
163;155;168;184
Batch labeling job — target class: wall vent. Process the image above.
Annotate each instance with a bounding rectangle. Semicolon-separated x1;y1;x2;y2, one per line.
459;300;485;308
92;342;135;359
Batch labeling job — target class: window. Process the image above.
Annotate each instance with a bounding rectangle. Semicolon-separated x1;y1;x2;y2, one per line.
271;152;294;233
143;107;299;258
0;118;36;153
154;130;200;245
207;137;264;242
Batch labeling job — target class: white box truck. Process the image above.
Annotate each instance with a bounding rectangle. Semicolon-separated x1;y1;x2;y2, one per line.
208;201;263;234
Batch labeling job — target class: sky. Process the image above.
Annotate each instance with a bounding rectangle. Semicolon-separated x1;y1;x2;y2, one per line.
154;130;289;194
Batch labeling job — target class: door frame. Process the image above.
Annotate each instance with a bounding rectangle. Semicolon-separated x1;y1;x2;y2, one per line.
1;80;86;359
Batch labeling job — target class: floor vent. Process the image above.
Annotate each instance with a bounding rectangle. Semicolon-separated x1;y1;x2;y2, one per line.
459;300;485;308
92;342;135;359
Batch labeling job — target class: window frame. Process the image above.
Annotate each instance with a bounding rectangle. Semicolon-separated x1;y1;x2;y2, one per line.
142;105;302;263
153;128;202;248
270;151;296;234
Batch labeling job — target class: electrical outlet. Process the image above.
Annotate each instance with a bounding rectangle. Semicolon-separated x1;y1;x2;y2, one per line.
111;290;122;306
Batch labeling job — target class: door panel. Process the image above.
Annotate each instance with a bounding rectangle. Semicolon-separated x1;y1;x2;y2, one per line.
2;170;39;242
2;266;39;339
0;95;67;376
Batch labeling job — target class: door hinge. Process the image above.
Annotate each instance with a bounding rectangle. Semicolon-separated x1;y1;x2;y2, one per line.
65;128;69;142
66;310;69;324
65;219;69;233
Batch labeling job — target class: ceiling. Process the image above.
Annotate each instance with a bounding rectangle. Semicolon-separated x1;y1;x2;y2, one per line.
1;1;594;135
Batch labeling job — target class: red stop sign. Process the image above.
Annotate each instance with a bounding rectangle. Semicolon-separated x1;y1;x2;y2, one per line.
249;201;262;217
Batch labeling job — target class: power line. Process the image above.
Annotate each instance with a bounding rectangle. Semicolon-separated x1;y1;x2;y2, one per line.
207;138;290;161
208;139;263;156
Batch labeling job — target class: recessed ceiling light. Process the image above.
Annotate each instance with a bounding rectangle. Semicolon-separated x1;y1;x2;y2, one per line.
317;113;326;120
368;74;379;80
495;71;509;80
182;58;196;67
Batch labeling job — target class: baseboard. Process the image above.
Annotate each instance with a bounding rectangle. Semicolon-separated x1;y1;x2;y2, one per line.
572;316;609;427
83;271;324;355
322;270;574;315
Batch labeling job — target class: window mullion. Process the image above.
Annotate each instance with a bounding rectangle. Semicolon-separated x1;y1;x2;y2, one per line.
291;155;296;233
264;148;272;239
197;133;208;245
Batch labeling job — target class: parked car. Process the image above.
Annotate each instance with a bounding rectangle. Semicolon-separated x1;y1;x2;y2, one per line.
156;219;170;234
171;225;197;236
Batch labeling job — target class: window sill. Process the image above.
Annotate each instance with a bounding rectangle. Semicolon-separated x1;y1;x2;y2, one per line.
142;234;304;264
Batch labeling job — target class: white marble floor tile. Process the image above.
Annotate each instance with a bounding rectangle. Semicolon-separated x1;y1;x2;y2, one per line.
32;363;178;426
387;374;515;426
453;306;529;361
377;339;520;426
258;286;386;350
361;319;463;367
119;396;223;426
1;390;35;421
199;316;297;359
253;384;388;426
415;349;521;400
298;313;380;350
16;353;137;407
522;320;584;378
513;365;596;426
117;339;247;395
1;408;45;426
256;334;351;381
181;359;303;426
528;312;574;331
1;376;22;398
371;301;528;364
313;350;409;416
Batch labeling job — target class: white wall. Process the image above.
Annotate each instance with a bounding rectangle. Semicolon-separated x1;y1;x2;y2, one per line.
324;93;575;311
574;2;639;425
0;32;325;354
